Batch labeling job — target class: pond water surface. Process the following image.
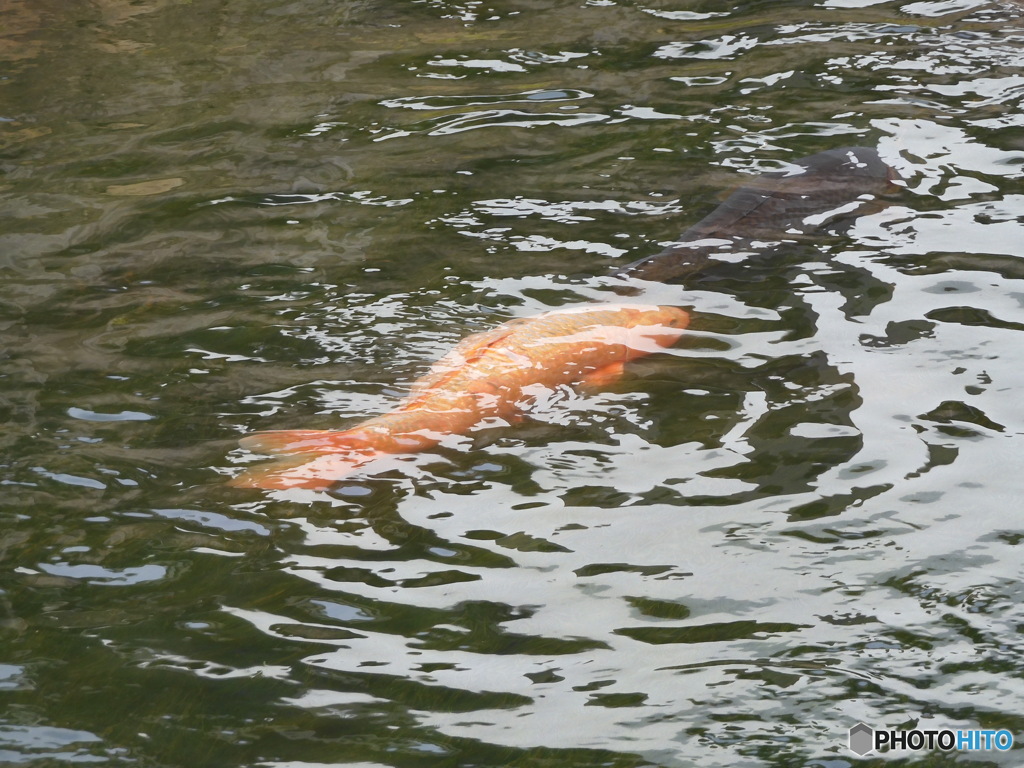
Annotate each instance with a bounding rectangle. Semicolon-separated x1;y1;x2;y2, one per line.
3;0;1024;766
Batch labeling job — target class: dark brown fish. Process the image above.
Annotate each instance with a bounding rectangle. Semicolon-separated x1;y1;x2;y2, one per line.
615;146;900;284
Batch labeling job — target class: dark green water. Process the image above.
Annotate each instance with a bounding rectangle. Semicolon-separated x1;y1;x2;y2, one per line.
3;0;1024;766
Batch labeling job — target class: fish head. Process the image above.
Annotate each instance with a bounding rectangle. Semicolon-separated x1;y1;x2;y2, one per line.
619;305;691;350
554;304;690;358
652;305;691;330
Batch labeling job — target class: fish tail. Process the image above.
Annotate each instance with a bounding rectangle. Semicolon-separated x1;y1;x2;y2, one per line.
229;450;387;490
238;429;368;456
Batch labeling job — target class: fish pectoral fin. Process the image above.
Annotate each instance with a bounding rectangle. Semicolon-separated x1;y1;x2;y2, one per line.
578;361;626;390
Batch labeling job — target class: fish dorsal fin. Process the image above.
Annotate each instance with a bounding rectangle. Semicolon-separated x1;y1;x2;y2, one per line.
405;317;528;400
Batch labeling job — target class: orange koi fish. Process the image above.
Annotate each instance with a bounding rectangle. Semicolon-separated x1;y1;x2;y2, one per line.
231;303;690;490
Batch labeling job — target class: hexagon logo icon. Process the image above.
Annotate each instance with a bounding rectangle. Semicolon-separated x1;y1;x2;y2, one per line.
849;722;874;755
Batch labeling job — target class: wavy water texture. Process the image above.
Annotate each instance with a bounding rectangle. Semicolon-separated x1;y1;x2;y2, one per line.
2;0;1024;767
